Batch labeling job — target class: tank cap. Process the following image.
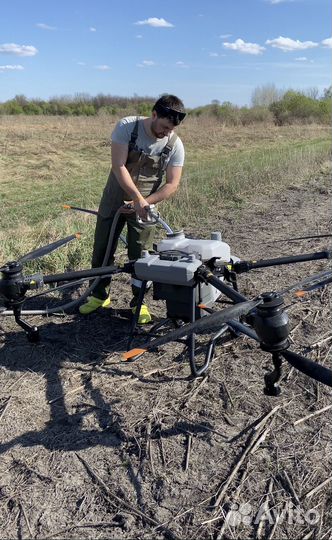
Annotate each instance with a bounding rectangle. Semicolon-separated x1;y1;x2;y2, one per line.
166;230;185;239
211;231;222;241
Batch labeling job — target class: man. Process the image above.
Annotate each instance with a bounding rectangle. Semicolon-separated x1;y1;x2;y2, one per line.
79;94;186;323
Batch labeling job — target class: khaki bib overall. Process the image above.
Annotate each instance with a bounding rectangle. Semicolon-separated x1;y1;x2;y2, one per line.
92;119;177;300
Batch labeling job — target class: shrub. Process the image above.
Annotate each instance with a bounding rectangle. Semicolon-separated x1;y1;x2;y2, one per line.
3;100;24;114
137;102;152;116
269;91;329;125
240;106;273;125
23;102;43;115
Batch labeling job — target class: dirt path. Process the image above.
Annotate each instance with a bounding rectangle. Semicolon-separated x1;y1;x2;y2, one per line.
0;173;331;539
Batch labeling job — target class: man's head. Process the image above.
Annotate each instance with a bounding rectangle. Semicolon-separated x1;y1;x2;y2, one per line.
150;94;186;139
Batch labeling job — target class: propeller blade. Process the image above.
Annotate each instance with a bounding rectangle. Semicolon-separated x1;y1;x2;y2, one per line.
268;233;332;243
279;270;332;296
63;204;128;247
18;233;81;263
63;204;98;216
123;298;262;361
281;350;332;387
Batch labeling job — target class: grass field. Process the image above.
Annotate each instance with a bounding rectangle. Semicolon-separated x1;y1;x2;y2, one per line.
0;115;330;271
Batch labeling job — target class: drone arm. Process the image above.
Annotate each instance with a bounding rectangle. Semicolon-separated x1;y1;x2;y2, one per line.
227;319;259;341
233;250;330;274
197;267;248;303
42;263;133;286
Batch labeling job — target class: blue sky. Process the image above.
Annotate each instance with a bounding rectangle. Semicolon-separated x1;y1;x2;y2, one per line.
0;0;331;107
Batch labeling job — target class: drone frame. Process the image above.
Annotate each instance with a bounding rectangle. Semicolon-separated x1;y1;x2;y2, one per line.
0;220;331;395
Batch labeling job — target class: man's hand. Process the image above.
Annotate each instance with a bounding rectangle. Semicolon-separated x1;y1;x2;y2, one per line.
120;201;135;215
120;198;151;220
133;197;150;220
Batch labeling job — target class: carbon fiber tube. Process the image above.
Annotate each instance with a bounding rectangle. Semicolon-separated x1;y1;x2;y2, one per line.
43;265;120;284
234;251;330;273
197;267;248;303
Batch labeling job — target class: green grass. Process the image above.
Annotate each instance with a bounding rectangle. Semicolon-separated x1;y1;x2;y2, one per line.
161;137;330;228
0;116;330;272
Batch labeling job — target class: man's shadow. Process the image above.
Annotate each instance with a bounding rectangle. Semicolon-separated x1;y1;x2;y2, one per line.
0;310;132;450
0;307;211;513
0;307;215;456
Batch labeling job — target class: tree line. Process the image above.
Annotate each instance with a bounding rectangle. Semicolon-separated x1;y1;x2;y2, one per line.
0;85;331;125
0;93;155;117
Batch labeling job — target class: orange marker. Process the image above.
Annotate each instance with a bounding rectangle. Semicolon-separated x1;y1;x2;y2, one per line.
122;348;147;361
295;290;306;298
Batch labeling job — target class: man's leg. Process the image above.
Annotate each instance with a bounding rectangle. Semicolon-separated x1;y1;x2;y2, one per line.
91;212;125;299
79;212;125;314
126;214;155;323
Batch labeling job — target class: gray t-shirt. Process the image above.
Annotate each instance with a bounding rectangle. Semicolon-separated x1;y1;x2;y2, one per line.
111;116;185;167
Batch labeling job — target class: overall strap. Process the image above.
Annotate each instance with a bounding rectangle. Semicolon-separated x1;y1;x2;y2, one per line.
161;133;178;171
150;133;178;195
128;118;139;151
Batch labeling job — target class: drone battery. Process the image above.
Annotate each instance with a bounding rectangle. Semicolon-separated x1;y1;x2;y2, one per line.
153;281;218;321
134;253;202;286
134;251;224;320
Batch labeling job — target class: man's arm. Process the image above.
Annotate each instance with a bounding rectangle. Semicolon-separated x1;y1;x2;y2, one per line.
146;165;183;205
111;142;150;218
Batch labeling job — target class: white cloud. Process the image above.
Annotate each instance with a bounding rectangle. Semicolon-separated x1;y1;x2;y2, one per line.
0;43;38;56
176;60;189;68
136;34;143;39
137;60;156;67
266;36;318;51
268;0;295;4
77;61;86;66
223;38;265;55
89;27;97;32
36;23;56;30
209;52;219;57
295;56;307;61
321;37;332;48
134;17;174;28
219;34;232;39
94;64;111;71
0;64;24;72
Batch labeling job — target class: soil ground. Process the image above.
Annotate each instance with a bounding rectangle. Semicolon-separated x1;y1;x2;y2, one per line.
0;172;331;540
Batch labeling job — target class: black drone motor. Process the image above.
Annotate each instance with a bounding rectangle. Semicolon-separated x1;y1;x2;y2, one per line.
0;261;29;303
251;292;290;396
0;261;39;342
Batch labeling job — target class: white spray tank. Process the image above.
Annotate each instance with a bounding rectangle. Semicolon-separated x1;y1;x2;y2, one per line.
135;208;236;318
157;230;231;263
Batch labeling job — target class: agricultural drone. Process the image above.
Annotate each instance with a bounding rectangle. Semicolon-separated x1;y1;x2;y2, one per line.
0;204;331;396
